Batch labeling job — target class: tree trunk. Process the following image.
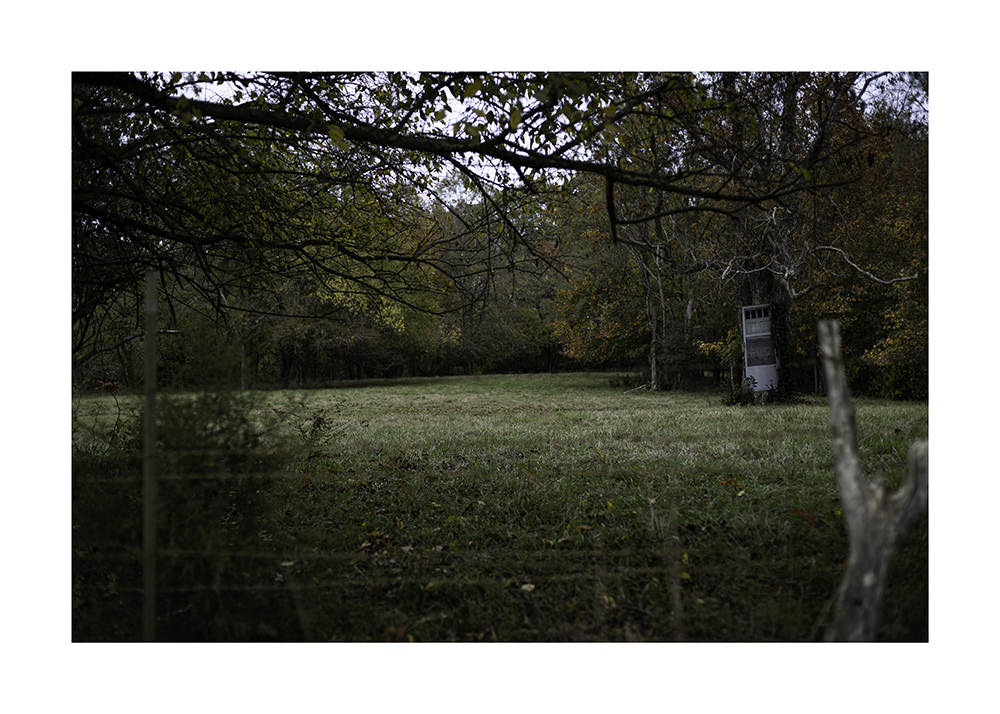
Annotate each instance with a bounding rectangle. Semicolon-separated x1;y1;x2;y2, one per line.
647;285;659;391
628;244;661;390
684;297;694;345
818;320;928;641
656;254;670;390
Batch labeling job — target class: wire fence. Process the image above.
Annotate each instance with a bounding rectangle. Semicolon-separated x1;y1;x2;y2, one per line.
72;279;693;641
71;375;920;641
74;273;925;641
72;435;695;642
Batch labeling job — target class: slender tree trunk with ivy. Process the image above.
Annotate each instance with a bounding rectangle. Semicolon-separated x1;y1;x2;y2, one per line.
818;319;928;641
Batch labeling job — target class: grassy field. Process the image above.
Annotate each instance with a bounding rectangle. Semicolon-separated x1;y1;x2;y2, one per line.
71;373;928;641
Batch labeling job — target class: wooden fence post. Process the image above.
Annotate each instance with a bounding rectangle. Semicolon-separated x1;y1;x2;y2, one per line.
143;271;159;641
818;319;928;641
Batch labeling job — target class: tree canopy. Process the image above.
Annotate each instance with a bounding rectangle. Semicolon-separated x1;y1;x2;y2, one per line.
72;71;927;394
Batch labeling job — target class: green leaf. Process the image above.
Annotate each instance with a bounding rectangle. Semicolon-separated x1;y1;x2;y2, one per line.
462;77;484;100
509;105;522;130
789;162;812;181
328;125;349;151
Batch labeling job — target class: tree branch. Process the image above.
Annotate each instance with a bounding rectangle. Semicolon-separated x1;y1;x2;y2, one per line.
72;329;181;371
818;319;928;641
814;245;918;285
817;319;868;533
73;72;790;205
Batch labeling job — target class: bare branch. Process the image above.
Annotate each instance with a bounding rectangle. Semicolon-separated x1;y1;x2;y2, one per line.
72;329;181;371
818;319;928;641
817;319;868;532
815;245;919;285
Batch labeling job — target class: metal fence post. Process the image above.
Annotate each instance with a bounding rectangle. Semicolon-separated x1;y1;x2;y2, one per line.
143;271;159;641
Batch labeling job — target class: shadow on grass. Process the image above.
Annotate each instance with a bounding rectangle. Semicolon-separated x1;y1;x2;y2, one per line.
72;377;927;641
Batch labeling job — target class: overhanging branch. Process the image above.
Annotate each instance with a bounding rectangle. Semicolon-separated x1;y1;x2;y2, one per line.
73;329;181;371
73;72;797;206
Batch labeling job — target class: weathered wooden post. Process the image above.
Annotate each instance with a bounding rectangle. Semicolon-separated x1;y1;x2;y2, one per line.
143;271;159;641
818;319;928;641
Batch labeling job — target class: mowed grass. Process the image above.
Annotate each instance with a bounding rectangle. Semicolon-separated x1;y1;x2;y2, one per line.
71;373;928;641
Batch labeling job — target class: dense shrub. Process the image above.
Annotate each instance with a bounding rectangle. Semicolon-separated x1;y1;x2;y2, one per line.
73;389;293;640
848;361;928;401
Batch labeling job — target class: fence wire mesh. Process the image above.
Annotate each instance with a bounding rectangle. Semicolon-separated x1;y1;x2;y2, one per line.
72;386;696;642
72;276;926;641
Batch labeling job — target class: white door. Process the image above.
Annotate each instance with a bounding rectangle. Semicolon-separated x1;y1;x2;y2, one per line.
741;305;780;391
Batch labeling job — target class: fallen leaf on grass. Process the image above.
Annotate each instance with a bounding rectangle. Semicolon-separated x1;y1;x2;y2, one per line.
788;508;818;526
